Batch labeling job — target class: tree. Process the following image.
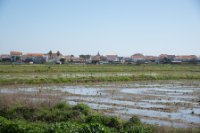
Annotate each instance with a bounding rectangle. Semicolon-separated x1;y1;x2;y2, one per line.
60;58;65;64
48;50;52;59
70;55;74;62
56;51;61;57
79;55;85;59
189;58;198;64
79;55;90;62
160;57;171;64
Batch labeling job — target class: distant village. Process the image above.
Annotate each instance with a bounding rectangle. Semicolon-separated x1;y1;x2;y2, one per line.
0;51;200;65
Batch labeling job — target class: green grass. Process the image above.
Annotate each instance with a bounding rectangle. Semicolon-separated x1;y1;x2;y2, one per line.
0;64;200;73
0;64;200;85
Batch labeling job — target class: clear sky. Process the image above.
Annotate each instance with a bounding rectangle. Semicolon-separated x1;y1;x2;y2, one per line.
0;0;200;56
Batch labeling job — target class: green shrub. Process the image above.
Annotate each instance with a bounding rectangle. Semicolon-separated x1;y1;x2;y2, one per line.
0;116;110;133
0;116;47;133
129;116;141;125
47;122;83;133
72;103;91;116
107;117;123;129
53;102;71;109
86;115;110;125
82;123;110;133
86;115;124;130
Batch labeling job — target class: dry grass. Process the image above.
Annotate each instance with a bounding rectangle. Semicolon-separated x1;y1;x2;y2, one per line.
0;91;64;109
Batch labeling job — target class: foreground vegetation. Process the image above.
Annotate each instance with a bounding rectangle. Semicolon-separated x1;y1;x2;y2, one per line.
0;93;154;133
0;64;200;85
1;102;200;133
0;103;152;133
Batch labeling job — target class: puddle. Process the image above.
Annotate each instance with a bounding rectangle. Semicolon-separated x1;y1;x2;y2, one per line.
60;87;106;96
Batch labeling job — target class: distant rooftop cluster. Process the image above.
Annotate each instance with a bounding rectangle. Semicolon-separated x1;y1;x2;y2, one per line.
0;51;200;64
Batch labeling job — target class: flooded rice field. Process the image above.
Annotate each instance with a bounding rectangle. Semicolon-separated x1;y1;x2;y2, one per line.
0;81;200;128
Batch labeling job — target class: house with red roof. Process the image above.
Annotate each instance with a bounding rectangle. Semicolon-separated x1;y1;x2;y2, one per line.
131;53;145;62
10;51;23;62
174;55;197;62
23;53;46;64
144;56;157;62
0;54;11;62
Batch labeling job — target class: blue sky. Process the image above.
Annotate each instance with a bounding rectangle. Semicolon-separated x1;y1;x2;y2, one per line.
0;0;200;56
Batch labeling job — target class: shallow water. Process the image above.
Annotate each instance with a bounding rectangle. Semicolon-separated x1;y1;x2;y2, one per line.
65;96;168;109
1;81;200;128
60;87;106;96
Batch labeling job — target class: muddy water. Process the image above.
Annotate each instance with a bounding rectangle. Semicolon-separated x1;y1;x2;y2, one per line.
0;81;200;128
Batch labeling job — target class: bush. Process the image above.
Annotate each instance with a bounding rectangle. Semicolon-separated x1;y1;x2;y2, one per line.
129;116;141;125
86;115;110;125
72;103;91;115
82;123;110;133
0;116;47;133
107;117;123;129
53;102;71;109
0;116;110;133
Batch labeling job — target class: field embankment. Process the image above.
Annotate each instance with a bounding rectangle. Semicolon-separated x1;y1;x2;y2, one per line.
0;64;200;85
